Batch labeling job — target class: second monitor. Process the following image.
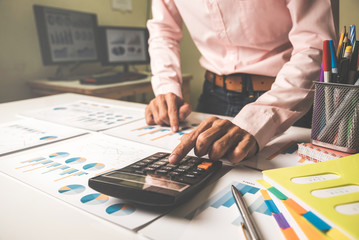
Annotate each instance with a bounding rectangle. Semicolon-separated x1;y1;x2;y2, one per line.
80;26;150;84
98;26;150;72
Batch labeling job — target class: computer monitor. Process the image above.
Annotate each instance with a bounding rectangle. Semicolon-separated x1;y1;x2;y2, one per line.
97;26;150;72
33;5;99;66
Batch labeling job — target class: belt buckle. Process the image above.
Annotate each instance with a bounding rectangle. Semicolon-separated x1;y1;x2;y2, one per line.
222;75;227;91
210;72;216;92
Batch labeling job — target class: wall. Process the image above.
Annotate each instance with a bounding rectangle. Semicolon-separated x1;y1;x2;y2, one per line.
0;0;150;103
339;0;359;30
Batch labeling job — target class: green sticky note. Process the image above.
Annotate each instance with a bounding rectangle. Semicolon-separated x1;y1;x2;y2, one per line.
268;186;288;200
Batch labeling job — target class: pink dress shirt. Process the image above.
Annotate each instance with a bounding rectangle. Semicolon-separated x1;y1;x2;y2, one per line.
147;0;336;150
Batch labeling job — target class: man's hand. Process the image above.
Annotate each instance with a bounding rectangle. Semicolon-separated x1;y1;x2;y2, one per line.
169;116;258;164
145;93;192;132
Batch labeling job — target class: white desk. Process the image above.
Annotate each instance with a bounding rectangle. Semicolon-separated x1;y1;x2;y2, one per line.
0;94;147;240
0;93;311;240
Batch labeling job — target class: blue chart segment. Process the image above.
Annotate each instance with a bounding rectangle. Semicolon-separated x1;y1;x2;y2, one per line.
65;157;87;164
185;182;271;226
49;152;70;159
40;136;58;141
53;107;67;110
106;204;136;216
58;184;86;195
81;193;109;205
83;163;105;171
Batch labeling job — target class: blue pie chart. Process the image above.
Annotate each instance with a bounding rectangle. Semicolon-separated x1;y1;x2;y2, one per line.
65;157;86;164
81;193;109;205
83;163;105;171
58;184;86;195
49;152;69;159
106;203;136;216
40;136;58;141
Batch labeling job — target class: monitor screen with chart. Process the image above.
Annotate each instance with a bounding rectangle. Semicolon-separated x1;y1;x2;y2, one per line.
33;5;99;65
97;26;150;71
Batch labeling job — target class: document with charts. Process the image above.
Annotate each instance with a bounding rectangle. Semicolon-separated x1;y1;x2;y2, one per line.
140;167;306;240
103;112;225;150
242;127;313;170
21;100;144;131
0;118;86;156
0;133;167;230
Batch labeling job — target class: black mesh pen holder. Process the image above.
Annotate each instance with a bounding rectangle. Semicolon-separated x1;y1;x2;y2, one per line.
311;82;359;153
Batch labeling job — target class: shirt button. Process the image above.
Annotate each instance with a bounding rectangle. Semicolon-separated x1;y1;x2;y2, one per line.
209;0;214;3
219;32;225;38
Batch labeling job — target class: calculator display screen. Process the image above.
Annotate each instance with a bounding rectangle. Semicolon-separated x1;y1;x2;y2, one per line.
104;171;190;194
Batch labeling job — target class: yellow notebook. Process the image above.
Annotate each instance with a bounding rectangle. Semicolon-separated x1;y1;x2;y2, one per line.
263;153;359;239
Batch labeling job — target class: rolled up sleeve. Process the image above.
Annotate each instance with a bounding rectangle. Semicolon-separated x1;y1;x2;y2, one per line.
232;0;337;150
147;0;184;99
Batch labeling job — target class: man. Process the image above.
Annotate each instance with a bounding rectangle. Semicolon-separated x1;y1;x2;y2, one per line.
145;0;336;164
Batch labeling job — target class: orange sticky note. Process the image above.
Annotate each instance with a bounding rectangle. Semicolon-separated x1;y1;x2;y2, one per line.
283;198;307;215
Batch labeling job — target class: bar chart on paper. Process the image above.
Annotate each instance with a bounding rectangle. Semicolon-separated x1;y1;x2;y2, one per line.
0;133;168;230
140;178;284;240
21;100;144;131
185;182;271;225
15;153;88;182
0;119;86;156
103;112;218;150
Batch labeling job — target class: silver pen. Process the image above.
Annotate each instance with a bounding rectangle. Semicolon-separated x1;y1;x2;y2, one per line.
231;185;262;240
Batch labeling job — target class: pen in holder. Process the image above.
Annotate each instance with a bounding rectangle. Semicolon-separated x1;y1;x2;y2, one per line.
311;81;359;153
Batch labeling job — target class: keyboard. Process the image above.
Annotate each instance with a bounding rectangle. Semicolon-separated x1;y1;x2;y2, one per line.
88;152;222;207
80;72;148;85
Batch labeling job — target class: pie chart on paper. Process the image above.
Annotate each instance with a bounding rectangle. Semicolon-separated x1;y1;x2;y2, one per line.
58;184;86;195
106;203;136;216
40;136;58;141
49;152;70;159
65;157;87;164
81;193;109;205
83;163;105;171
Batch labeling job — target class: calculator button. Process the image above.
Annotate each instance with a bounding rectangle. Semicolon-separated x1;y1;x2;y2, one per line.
178;165;191;170
137;161;148;166
169;171;181;177
156;169;168;175
195;167;206;173
184;174;196;179
197;162;213;170
190;170;203;176
150;164;162;169
179;157;190;164
160;157;170;161
162;166;175;171
130;165;142;170
156;161;168;166
142;159;155;163
144;167;156;173
134;170;145;175
166;163;178;167
174;168;186;173
188;158;202;164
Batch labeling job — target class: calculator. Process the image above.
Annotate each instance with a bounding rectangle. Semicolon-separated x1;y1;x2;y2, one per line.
88;152;222;207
